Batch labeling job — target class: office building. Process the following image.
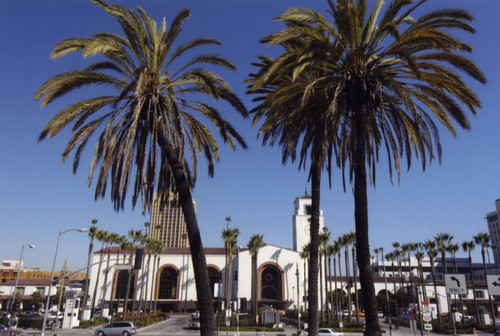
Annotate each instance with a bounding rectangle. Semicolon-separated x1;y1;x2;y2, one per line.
486;199;500;265
148;192;195;248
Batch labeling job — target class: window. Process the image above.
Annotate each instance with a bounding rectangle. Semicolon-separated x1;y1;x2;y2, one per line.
305;205;312;215
475;290;485;298
15;287;25;295
489;215;498;222
35;287;45;295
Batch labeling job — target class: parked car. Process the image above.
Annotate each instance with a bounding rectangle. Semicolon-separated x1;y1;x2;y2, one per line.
494;329;500;336
94;321;137;336
0;323;6;330
191;311;200;318
189;317;201;329
318;328;344;336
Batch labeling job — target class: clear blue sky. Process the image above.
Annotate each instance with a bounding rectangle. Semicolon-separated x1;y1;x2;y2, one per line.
0;0;499;273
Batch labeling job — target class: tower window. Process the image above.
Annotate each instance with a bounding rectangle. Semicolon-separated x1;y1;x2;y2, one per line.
305;205;312;215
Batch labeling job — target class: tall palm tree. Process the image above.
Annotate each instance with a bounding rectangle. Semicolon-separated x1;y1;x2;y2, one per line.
249;2;485;334
326;244;337;320
349;232;360;323
435;233;454;275
35;2;247;333
341;233;352;321
462;240;480;323
385;251;399;315
91;229;109;317
151;240;165;315
80;220;98;320
474;232;495;325
392;243;406;312
109;234;126;316
247;234;265;320
319;228;330;323
336;238;344;314
300;245;310;311
100;232;119;314
423;240;441;323
222;219;239;311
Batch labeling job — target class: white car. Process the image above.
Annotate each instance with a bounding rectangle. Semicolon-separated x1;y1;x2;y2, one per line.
318;328;344;336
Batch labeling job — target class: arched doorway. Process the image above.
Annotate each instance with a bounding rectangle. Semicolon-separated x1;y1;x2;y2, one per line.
158;266;178;300
208;266;221;298
259;264;284;309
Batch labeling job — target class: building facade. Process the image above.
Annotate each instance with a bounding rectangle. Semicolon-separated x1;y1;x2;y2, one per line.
486;199;500;266
148;192;195;248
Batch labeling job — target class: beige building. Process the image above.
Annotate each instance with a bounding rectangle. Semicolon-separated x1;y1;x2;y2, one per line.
148;192;195;248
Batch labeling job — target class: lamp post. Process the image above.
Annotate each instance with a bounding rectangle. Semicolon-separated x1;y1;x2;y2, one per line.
7;243;35;313
41;228;87;336
379;247;393;336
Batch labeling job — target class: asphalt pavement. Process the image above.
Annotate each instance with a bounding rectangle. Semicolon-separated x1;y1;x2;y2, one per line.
11;315;495;336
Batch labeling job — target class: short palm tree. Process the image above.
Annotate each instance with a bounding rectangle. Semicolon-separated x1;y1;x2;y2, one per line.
462;240;480;323
222;220;239;311
35;1;247;332
247;234;265;319
435;233;454;275
319;228;330;323
423;240;440;323
81;219;98;320
300;245;310;311
91;229;109;317
474;232;495;324
248;1;485;334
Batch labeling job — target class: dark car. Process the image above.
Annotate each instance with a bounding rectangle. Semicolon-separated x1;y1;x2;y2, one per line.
0;323;6;330
95;321;137;336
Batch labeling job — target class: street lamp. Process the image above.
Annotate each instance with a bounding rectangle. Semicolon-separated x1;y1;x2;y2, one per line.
7;243;35;313
41;228;87;336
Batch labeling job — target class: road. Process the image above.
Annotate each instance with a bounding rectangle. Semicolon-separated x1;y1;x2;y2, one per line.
19;314;491;336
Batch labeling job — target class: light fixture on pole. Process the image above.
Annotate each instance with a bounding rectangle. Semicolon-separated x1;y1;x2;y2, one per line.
7;243;35;313
41;228;87;336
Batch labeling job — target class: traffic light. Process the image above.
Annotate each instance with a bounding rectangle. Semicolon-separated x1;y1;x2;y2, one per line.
75;299;79;309
451;304;456;312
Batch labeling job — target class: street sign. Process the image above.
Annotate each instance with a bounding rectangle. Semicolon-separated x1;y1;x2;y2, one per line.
424;323;432;331
422;313;432;322
444;274;467;295
486;275;500;296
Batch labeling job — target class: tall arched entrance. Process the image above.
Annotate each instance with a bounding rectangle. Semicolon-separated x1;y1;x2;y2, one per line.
156;265;179;312
259;264;285;310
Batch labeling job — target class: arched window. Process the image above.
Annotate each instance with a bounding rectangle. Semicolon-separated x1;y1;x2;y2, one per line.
260;265;281;300
114;270;134;299
158;267;178;299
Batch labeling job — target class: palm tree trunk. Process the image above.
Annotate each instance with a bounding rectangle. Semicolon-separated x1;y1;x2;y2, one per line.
429;259;441;323
304;259;308;311
319;253;324;324
80;239;94;320
344;247;351;321
325;252;330;325
251;254;257;319
307;156;321;336
483;250;497;326
91;245;105;318
338;252;343;314
391;260;399;315
352;246;359;323
353;113;381;336
468;254;480;323
164;144;215;335
333;256;338;318
123;248;135;320
100;245;112;314
144;251;152;314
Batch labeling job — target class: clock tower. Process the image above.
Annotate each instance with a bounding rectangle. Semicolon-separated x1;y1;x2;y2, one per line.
292;192;325;252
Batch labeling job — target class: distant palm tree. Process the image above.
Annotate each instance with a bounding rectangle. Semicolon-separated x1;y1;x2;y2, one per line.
222;218;239;311
300;245;310;311
100;232;119;314
81;220;98;320
247;234;265;319
474;232;495;324
319;228;330;323
423;240;441;323
336;238;344;314
91;229;109;317
462;240;480;323
385;251;399;315
151;240;165;314
326;244;337;320
435;233;454;275
349;232;360;323
341;233;353;321
35;1;247;332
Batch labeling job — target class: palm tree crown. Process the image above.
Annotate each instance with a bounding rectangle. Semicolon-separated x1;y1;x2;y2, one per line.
35;0;248;212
